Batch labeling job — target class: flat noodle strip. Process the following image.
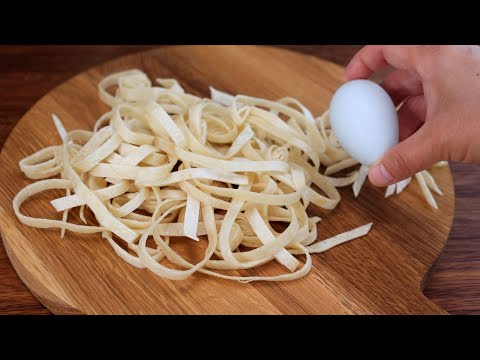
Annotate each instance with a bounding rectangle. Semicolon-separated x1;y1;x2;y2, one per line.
52;114;68;141
184;195;200;241
11;69;445;283
98;69;144;107
19;146;62;179
325;158;359;176
136;168;249;187
245;208;299;272
415;172;438;209
326;171;358;187
353;165;369;198
300;223;373;254
112;105;155;145
51;180;130;211
176;148;290;173
145;101;186;148
396;177;412;194
421;170;443;195
13;179;105;234
73;134;123;173
210;86;235;107
385;184;396;198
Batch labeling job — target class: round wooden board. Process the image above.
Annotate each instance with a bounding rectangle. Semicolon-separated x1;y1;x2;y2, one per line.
0;46;455;314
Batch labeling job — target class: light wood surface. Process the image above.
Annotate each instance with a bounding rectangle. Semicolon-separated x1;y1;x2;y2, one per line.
0;45;455;314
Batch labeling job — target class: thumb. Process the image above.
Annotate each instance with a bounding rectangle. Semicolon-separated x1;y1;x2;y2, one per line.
368;126;440;186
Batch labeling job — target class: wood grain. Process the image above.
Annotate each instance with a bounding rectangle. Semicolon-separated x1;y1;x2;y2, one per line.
0;45;478;315
0;45;455;314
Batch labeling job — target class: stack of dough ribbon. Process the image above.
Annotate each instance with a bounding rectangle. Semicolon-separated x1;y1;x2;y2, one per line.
12;69;444;282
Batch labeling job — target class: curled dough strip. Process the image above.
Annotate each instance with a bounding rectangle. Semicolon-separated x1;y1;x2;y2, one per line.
13;179;105;234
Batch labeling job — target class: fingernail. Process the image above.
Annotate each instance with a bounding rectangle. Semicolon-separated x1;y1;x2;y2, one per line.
369;164;394;186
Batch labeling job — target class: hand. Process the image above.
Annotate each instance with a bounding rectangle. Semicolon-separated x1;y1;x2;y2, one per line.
345;45;480;186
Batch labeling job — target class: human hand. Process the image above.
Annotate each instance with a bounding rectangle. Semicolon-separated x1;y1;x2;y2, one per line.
345;45;480;186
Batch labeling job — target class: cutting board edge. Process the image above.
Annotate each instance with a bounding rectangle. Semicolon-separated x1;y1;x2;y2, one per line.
1;227;82;315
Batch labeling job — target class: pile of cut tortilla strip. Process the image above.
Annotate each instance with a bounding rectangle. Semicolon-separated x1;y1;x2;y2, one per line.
12;70;446;282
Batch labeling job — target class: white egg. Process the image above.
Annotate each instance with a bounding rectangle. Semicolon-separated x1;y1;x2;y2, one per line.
329;79;399;166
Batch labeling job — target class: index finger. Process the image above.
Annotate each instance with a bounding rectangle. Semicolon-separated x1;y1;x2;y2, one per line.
345;45;422;80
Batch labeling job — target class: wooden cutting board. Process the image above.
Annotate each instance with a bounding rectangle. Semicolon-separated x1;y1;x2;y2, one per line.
0;45;455;314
